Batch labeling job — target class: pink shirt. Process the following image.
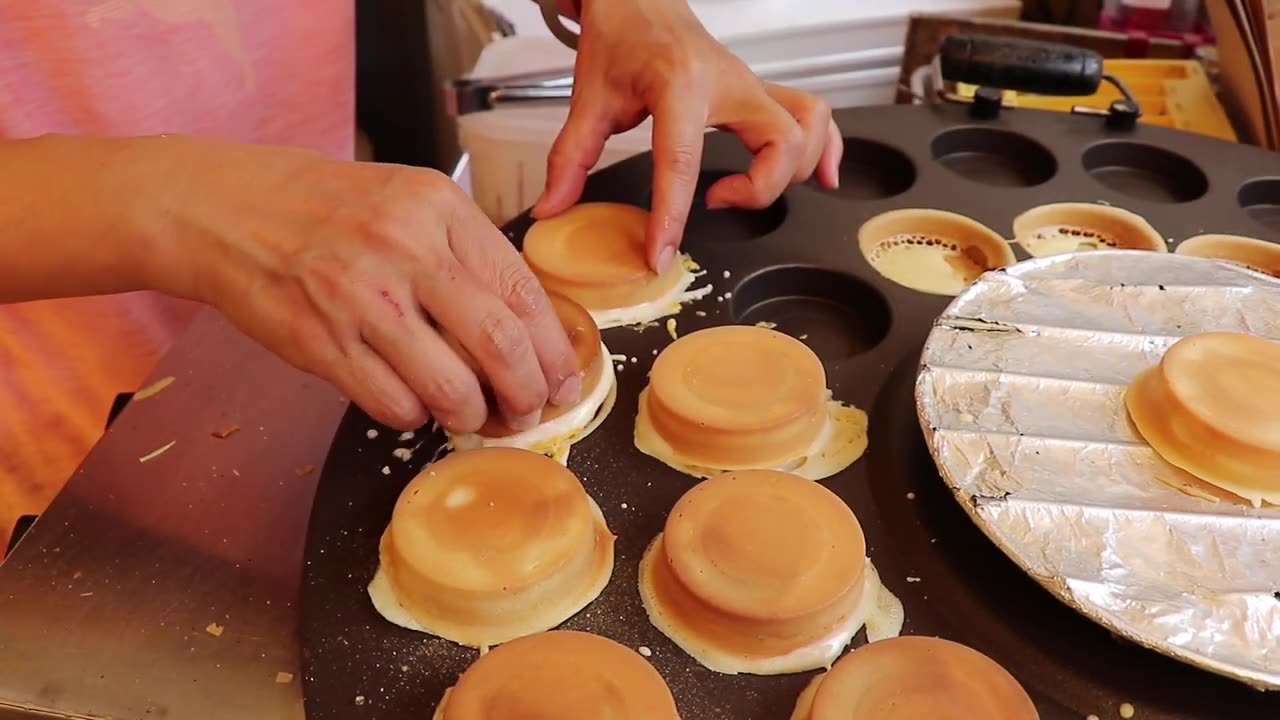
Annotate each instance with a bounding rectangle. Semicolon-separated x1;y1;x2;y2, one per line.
0;1;355;540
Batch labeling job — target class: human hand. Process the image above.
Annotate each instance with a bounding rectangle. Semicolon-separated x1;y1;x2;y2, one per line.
531;0;843;274
140;136;581;432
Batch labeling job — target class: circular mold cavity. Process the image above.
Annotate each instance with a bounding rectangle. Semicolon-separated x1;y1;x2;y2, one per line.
731;267;890;361
930;127;1056;187
828;138;916;200
1238;178;1280;233
1177;234;1280;276
672;170;788;241
1082;141;1209;203
1012;202;1167;257
856;209;1016;296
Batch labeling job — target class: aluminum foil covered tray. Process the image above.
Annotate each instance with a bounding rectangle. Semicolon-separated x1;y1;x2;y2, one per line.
300;103;1280;720
917;250;1280;689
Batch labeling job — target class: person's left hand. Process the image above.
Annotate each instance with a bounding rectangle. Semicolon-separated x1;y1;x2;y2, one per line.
531;0;843;275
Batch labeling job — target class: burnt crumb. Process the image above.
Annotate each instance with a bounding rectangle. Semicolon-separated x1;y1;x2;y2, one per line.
968;491;1011;509
1158;284;1166;291
1273;591;1280;601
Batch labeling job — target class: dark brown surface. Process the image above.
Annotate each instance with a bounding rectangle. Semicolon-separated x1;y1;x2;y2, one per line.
301;103;1280;720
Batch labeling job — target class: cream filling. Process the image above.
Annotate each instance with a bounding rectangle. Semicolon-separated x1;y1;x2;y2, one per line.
368;495;613;645
634;391;869;481
638;543;902;676
590;259;712;330
447;342;616;465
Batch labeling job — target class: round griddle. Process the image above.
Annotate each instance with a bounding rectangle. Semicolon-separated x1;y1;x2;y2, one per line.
300;102;1280;720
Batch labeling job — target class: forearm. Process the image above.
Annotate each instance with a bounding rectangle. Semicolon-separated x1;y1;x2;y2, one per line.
0;134;180;304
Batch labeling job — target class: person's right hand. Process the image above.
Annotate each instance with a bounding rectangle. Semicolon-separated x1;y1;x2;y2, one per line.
135;135;581;432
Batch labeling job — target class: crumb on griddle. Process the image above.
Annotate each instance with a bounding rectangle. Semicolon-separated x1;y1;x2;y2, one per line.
275;672;294;684
211;425;241;439
206;622;224;637
295;465;316;477
139;441;176;463
134;376;176;401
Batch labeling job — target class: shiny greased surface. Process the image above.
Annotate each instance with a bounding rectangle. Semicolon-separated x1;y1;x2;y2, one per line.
0;310;341;719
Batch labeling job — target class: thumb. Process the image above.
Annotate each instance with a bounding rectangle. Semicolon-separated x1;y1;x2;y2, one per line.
533;101;612;219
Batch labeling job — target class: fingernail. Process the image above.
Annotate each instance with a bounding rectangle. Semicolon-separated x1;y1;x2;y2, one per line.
656;245;677;274
507;409;543;431
552;372;583;406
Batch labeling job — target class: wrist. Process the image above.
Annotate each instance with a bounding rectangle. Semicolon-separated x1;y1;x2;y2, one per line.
96;135;201;300
0;135;184;302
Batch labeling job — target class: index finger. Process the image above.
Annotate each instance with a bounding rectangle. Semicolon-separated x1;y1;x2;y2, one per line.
445;194;582;407
648;92;708;274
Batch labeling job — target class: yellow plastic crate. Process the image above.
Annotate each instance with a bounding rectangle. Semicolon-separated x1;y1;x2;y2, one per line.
958;59;1237;142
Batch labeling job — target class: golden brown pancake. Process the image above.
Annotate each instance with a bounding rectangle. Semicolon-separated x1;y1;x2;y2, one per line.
639;470;881;674
464;292;604;438
644;325;827;467
1013;202;1165;257
635;325;868;479
791;636;1039;720
1176;234;1280;277
523;203;687;310
433;631;680;720
371;448;614;645
1125;332;1280;506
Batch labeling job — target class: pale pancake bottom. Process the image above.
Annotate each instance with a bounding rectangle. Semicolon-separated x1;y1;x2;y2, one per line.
368;495;614;647
634;390;869;480
868;240;994;295
638;538;903;675
589;258;712;329
447;342;616;465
